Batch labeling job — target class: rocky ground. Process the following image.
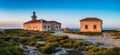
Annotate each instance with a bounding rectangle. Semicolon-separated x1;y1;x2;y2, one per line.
54;31;120;48
20;31;120;55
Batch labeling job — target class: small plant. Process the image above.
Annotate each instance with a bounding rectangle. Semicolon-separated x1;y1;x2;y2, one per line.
113;36;120;39
96;41;104;45
28;41;36;46
23;45;27;48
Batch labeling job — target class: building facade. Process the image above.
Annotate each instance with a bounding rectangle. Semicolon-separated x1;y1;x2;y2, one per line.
80;18;102;32
23;12;61;31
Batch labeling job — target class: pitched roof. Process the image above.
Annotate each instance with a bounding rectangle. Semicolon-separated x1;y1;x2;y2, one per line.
24;19;61;24
80;18;102;21
48;21;61;25
24;19;48;24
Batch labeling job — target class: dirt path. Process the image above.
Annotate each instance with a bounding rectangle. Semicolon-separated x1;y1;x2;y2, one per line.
62;33;120;47
53;31;120;47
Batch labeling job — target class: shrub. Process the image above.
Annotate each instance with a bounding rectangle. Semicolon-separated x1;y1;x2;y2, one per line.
59;40;65;45
3;36;12;41
12;37;20;42
0;31;3;34
86;46;120;55
39;45;55;54
62;35;69;39
35;43;40;48
77;46;86;50
19;38;30;44
62;42;73;48
8;46;23;55
46;36;58;42
96;41;104;45
0;39;23;55
73;40;81;49
79;40;88;46
107;46;120;55
113;35;120;39
28;41;36;46
73;40;88;49
111;33;120;39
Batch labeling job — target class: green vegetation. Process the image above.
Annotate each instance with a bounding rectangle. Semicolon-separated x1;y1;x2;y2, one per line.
35;35;89;54
0;29;52;55
96;41;104;46
86;46;120;55
39;44;56;54
45;35;89;51
103;30;120;39
103;30;119;32
67;50;82;55
64;30;102;36
0;29;120;55
111;32;120;39
0;39;23;55
0;31;3;34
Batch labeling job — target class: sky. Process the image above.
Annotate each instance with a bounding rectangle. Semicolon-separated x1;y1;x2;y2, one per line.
0;0;120;29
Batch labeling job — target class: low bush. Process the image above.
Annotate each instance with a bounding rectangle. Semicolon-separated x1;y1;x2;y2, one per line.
39;45;55;54
96;41;104;45
86;46;120;55
64;30;102;36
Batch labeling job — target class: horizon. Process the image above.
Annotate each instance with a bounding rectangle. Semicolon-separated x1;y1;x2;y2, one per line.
1;27;120;30
0;0;120;28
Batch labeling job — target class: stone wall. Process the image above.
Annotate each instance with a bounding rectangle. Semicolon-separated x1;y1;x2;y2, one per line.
23;23;43;31
80;21;102;32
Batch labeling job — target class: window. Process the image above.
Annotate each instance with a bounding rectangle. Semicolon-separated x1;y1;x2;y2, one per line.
56;26;58;29
93;25;97;29
44;25;46;29
59;26;61;29
48;25;50;28
85;25;88;29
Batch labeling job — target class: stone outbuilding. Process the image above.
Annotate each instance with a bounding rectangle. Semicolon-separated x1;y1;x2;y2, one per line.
80;18;102;32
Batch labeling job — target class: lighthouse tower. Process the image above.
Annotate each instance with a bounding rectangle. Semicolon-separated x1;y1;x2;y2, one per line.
31;11;37;21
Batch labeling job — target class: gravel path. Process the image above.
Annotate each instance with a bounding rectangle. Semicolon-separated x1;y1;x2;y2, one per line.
63;33;120;47
54;31;120;47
